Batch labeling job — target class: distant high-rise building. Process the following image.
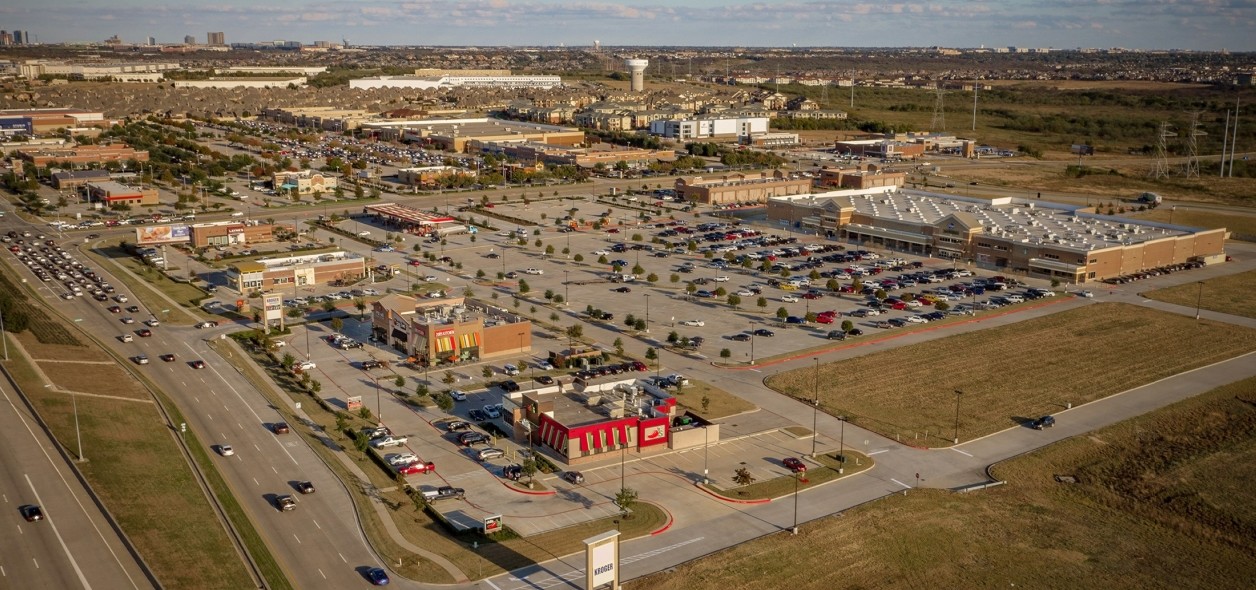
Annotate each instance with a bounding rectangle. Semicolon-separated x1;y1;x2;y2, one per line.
13;30;26;45
147;36;156;46
0;31;10;46
184;35;196;45
207;31;224;45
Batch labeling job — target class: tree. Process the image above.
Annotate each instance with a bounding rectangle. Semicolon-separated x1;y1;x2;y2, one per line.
565;324;583;346
521;455;539;485
670;273;680;284
354;299;367;319
874;289;888;301
757;296;768;311
518;279;531;294
613;337;625;356
281;352;296;371
727;294;742;309
615;487;639;518
667;331;680;344
433;392;454;412
442;371;456;385
644;347;658;364
393;375;406;392
720;348;732;359
634;318;646;331
776;307;790;320
701;395;711;413
482;366;495;379
414;383;429;398
935;300;951;311
714;287;727;297
841;320;854;332
646;272;659;283
330;316;343;333
732;467;756;487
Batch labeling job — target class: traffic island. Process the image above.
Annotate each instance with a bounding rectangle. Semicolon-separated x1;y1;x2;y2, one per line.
697;451;872;502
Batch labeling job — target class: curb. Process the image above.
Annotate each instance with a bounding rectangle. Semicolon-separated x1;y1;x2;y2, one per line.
692;481;772;504
650;504;675;536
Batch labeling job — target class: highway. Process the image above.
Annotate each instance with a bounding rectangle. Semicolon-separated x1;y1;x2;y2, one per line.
0;381;153;590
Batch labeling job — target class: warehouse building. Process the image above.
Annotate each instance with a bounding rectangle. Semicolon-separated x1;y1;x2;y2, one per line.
648;115;769;141
767;187;1227;283
85;181;159;206
189;221;275;248
675;170;813;205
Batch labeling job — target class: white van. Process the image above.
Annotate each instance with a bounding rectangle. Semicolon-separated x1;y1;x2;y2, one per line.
230;212;245;218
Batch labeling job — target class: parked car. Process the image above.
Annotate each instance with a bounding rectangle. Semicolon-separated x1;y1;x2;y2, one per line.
476;447;506;461
398;461;436;475
421;486;465;502
681;319;706;327
445;420;472;432
468;409;488;422
459;432;489;446
503;464;523;481
753;328;775;337
730;333;751;342
783;457;807;473
482;404;502;419
448;390;467;401
826;330;846;340
562;471;585;485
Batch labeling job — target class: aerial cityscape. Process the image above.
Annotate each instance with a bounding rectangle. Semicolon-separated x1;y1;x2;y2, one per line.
0;4;1254;590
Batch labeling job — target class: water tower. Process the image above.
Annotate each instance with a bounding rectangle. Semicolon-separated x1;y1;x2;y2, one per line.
625;59;649;92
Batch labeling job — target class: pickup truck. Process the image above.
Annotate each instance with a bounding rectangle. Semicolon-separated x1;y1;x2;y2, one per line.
422;486;465;502
370;435;408;448
275;495;297;511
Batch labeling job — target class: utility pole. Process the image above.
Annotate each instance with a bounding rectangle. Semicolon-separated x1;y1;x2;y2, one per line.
972;79;978;131
1221;110;1231;178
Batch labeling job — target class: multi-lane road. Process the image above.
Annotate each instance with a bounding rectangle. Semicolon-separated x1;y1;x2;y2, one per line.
0;381;153;590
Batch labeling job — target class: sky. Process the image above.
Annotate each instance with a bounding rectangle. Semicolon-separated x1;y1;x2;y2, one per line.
3;0;1254;51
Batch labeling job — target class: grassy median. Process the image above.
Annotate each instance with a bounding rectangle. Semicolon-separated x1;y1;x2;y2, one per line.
1144;269;1256;320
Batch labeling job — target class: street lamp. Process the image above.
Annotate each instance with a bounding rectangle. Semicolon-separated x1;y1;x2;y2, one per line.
749;323;756;365
375;376;383;424
837;416;846;474
953;389;963;444
644;293;650;334
563;270;569;306
791;471;800;535
702;425;710;485
811;358;820;458
1195;282;1205;320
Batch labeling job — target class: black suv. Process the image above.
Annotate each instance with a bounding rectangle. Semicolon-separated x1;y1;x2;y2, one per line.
459;432;489;446
497;380;520;392
1031;415;1056;430
445;420;472;432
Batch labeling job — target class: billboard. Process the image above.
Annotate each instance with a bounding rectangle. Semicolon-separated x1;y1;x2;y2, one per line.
262;293;284;328
584;531;620;589
1070;144;1094;156
483;514;502;534
135;224;190;245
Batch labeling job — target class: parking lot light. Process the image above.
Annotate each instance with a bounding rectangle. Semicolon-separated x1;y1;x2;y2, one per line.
953;389;963;444
811;358;820;458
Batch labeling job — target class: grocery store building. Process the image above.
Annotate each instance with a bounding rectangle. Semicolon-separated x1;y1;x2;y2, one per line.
227;251;365;292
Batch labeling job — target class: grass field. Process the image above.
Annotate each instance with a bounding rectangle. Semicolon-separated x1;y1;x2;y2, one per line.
1143;270;1256;320
674;380;757;420
218;338;671;582
766;304;1256;447
40;361;152;399
2;332;256;590
1124;207;1256;237
633;375;1256;590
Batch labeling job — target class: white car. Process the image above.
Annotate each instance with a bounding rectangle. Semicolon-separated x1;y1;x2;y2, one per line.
218;444;234;456
370;436;408;448
482;405;502;419
449;390;467;401
736;289;755;297
502;364;520;376
593;249;611;256
680;320;705;327
297;360;317;371
781;294;800;303
713;276;730;282
523;268;544;275
387;453;419;466
534;360;554;371
362;288;380;296
145;318;161;327
906;315;928;324
1077;290;1095;298
120;334;134;343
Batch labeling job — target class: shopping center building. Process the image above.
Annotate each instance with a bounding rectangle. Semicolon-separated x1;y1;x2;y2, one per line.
767;187;1227;283
370;295;531;366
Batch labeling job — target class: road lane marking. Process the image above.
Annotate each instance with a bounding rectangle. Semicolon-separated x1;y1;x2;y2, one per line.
206;413;213;421
313;519;321;530
31;558;38;569
193;396;200;403
292;533;301;544
867;449;888;456
318;569;326;579
252;478;259;486
338;553;346;563
891;478;912;489
951;447;973;457
484;578;502;590
271;466;278;474
24;474;92;589
183;340;299;465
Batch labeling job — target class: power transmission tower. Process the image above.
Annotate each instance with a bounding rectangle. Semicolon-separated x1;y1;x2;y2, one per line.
1183;111;1206;178
931;83;947;131
1150;121;1176;179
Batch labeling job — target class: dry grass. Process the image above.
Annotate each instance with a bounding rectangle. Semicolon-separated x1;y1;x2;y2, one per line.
15;331;111;362
2;341;253;589
675;380;757;420
633;376;1256;590
1144;270;1256;320
40;361;152;400
766;304;1256;447
1121;207;1256;236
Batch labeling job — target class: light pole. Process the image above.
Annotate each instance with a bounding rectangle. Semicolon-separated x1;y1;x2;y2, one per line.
0;310;8;361
1195;282;1205;320
71;391;84;462
791;471;800;535
1169;205;1177;225
811;358;820;457
702;424;710;485
953;389;962;444
563;270;569;305
837;416;846;474
375;376;382;424
749;323;756;365
644;293;650;334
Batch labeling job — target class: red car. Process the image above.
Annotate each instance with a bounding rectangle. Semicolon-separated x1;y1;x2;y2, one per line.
107;305;122;313
631;360;648;371
783;458;807;473
137;328;153;337
190;360;206;369
160;353;176;362
397;461;436;475
802;292;823;300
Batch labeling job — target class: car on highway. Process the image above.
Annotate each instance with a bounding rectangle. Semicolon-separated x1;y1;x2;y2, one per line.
275;495;297;512
190;360;206;369
1031;415;1056;430
365;567;390;586
119;334;133;343
121;316;136;324
137;328;152;337
218;444;234;456
20;505;44;522
132;354;149;365
783;457;807;473
160;353;176;362
144;318;160;327
562;471;585;485
272;422;291;434
296;481;315;494
126;305;141;313
680;319;705;327
107;305;122;313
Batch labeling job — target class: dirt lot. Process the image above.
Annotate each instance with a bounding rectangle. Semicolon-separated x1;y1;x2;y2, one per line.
634;375;1256;590
766;303;1256;447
